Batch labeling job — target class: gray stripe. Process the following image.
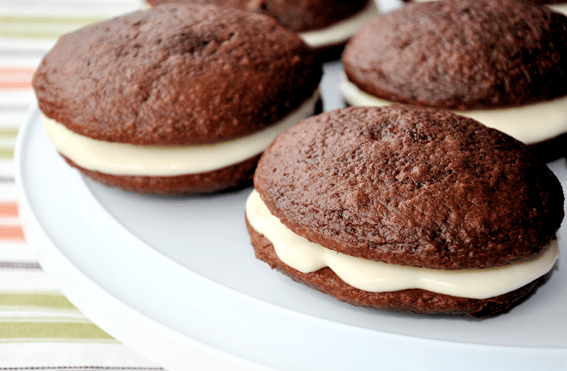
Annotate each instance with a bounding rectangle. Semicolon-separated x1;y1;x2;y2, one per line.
0;0;135;5
0;262;42;270
0;1;138;11
0;105;30;112
0;48;48;58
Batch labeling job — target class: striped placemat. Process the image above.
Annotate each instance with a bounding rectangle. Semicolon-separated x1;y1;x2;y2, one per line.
0;0;163;369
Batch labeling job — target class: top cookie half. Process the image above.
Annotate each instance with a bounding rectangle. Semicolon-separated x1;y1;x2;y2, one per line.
32;3;322;145
254;106;564;270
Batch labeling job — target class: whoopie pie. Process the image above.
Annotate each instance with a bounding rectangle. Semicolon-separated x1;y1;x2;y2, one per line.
246;105;563;317
145;0;378;61
341;0;567;162
33;3;322;194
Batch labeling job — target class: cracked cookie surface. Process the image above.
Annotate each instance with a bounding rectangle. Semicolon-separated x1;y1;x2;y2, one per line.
253;106;564;269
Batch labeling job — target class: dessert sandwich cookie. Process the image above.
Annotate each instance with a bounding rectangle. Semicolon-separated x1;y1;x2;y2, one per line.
245;105;564;317
144;0;378;61
341;0;567;162
33;3;322;194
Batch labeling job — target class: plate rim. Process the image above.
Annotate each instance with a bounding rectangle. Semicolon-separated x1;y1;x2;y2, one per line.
16;102;567;371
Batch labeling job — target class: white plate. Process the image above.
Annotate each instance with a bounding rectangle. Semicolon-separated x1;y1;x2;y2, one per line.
15;61;567;371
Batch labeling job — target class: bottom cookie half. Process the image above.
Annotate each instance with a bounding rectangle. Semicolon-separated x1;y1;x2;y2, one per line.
64;154;260;195
246;217;546;318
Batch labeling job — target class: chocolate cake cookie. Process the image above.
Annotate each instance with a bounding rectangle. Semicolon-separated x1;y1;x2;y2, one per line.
341;0;567;162
145;0;378;61
33;3;322;194
245;105;564;317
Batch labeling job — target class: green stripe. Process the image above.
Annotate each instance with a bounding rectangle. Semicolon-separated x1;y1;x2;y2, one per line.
0;128;19;138
0;322;115;341
0;294;78;310
0;15;106;24
0;147;14;159
0;23;94;39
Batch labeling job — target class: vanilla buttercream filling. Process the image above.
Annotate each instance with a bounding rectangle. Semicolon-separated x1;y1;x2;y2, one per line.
340;72;567;145
42;89;320;176
548;4;567;16
299;1;378;49
246;189;559;300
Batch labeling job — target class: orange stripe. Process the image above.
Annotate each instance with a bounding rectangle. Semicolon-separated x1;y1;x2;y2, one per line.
0;225;25;240
0;82;31;90
0;67;36;74
0;67;35;91
0;202;18;217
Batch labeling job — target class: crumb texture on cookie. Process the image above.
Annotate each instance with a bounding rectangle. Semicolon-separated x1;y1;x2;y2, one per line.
32;3;321;145
343;0;567;110
145;0;370;32
254;106;564;270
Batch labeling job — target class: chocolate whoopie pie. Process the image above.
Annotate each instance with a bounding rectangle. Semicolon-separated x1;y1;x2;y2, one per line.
33;3;322;194
245;105;564;317
145;0;378;61
341;0;567;162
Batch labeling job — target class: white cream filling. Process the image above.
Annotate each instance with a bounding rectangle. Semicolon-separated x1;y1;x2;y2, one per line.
548;4;567;16
42;89;320;176
339;72;567;145
246;189;559;299
299;1;378;48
